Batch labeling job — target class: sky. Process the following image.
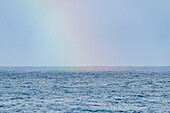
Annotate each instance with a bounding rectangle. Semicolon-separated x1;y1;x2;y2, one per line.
0;0;170;66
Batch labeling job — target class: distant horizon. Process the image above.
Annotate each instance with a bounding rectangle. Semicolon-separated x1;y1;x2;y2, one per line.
0;65;170;67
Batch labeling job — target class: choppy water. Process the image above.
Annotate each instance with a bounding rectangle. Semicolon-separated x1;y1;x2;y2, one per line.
0;66;170;112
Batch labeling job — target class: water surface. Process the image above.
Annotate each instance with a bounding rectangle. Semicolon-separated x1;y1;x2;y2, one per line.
0;66;170;112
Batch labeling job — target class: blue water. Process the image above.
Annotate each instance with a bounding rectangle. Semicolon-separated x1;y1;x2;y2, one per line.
0;67;170;112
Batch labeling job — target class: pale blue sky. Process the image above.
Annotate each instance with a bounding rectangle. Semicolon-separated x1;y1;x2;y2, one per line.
0;0;170;66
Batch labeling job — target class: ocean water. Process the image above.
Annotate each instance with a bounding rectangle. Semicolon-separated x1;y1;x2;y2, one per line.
0;66;170;112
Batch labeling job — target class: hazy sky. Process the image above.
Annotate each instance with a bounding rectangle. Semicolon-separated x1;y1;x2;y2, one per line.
0;0;170;66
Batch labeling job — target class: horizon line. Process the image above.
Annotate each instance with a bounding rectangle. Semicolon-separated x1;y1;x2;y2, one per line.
0;65;170;67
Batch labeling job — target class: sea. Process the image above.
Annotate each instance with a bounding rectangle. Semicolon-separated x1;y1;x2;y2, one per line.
0;66;169;112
